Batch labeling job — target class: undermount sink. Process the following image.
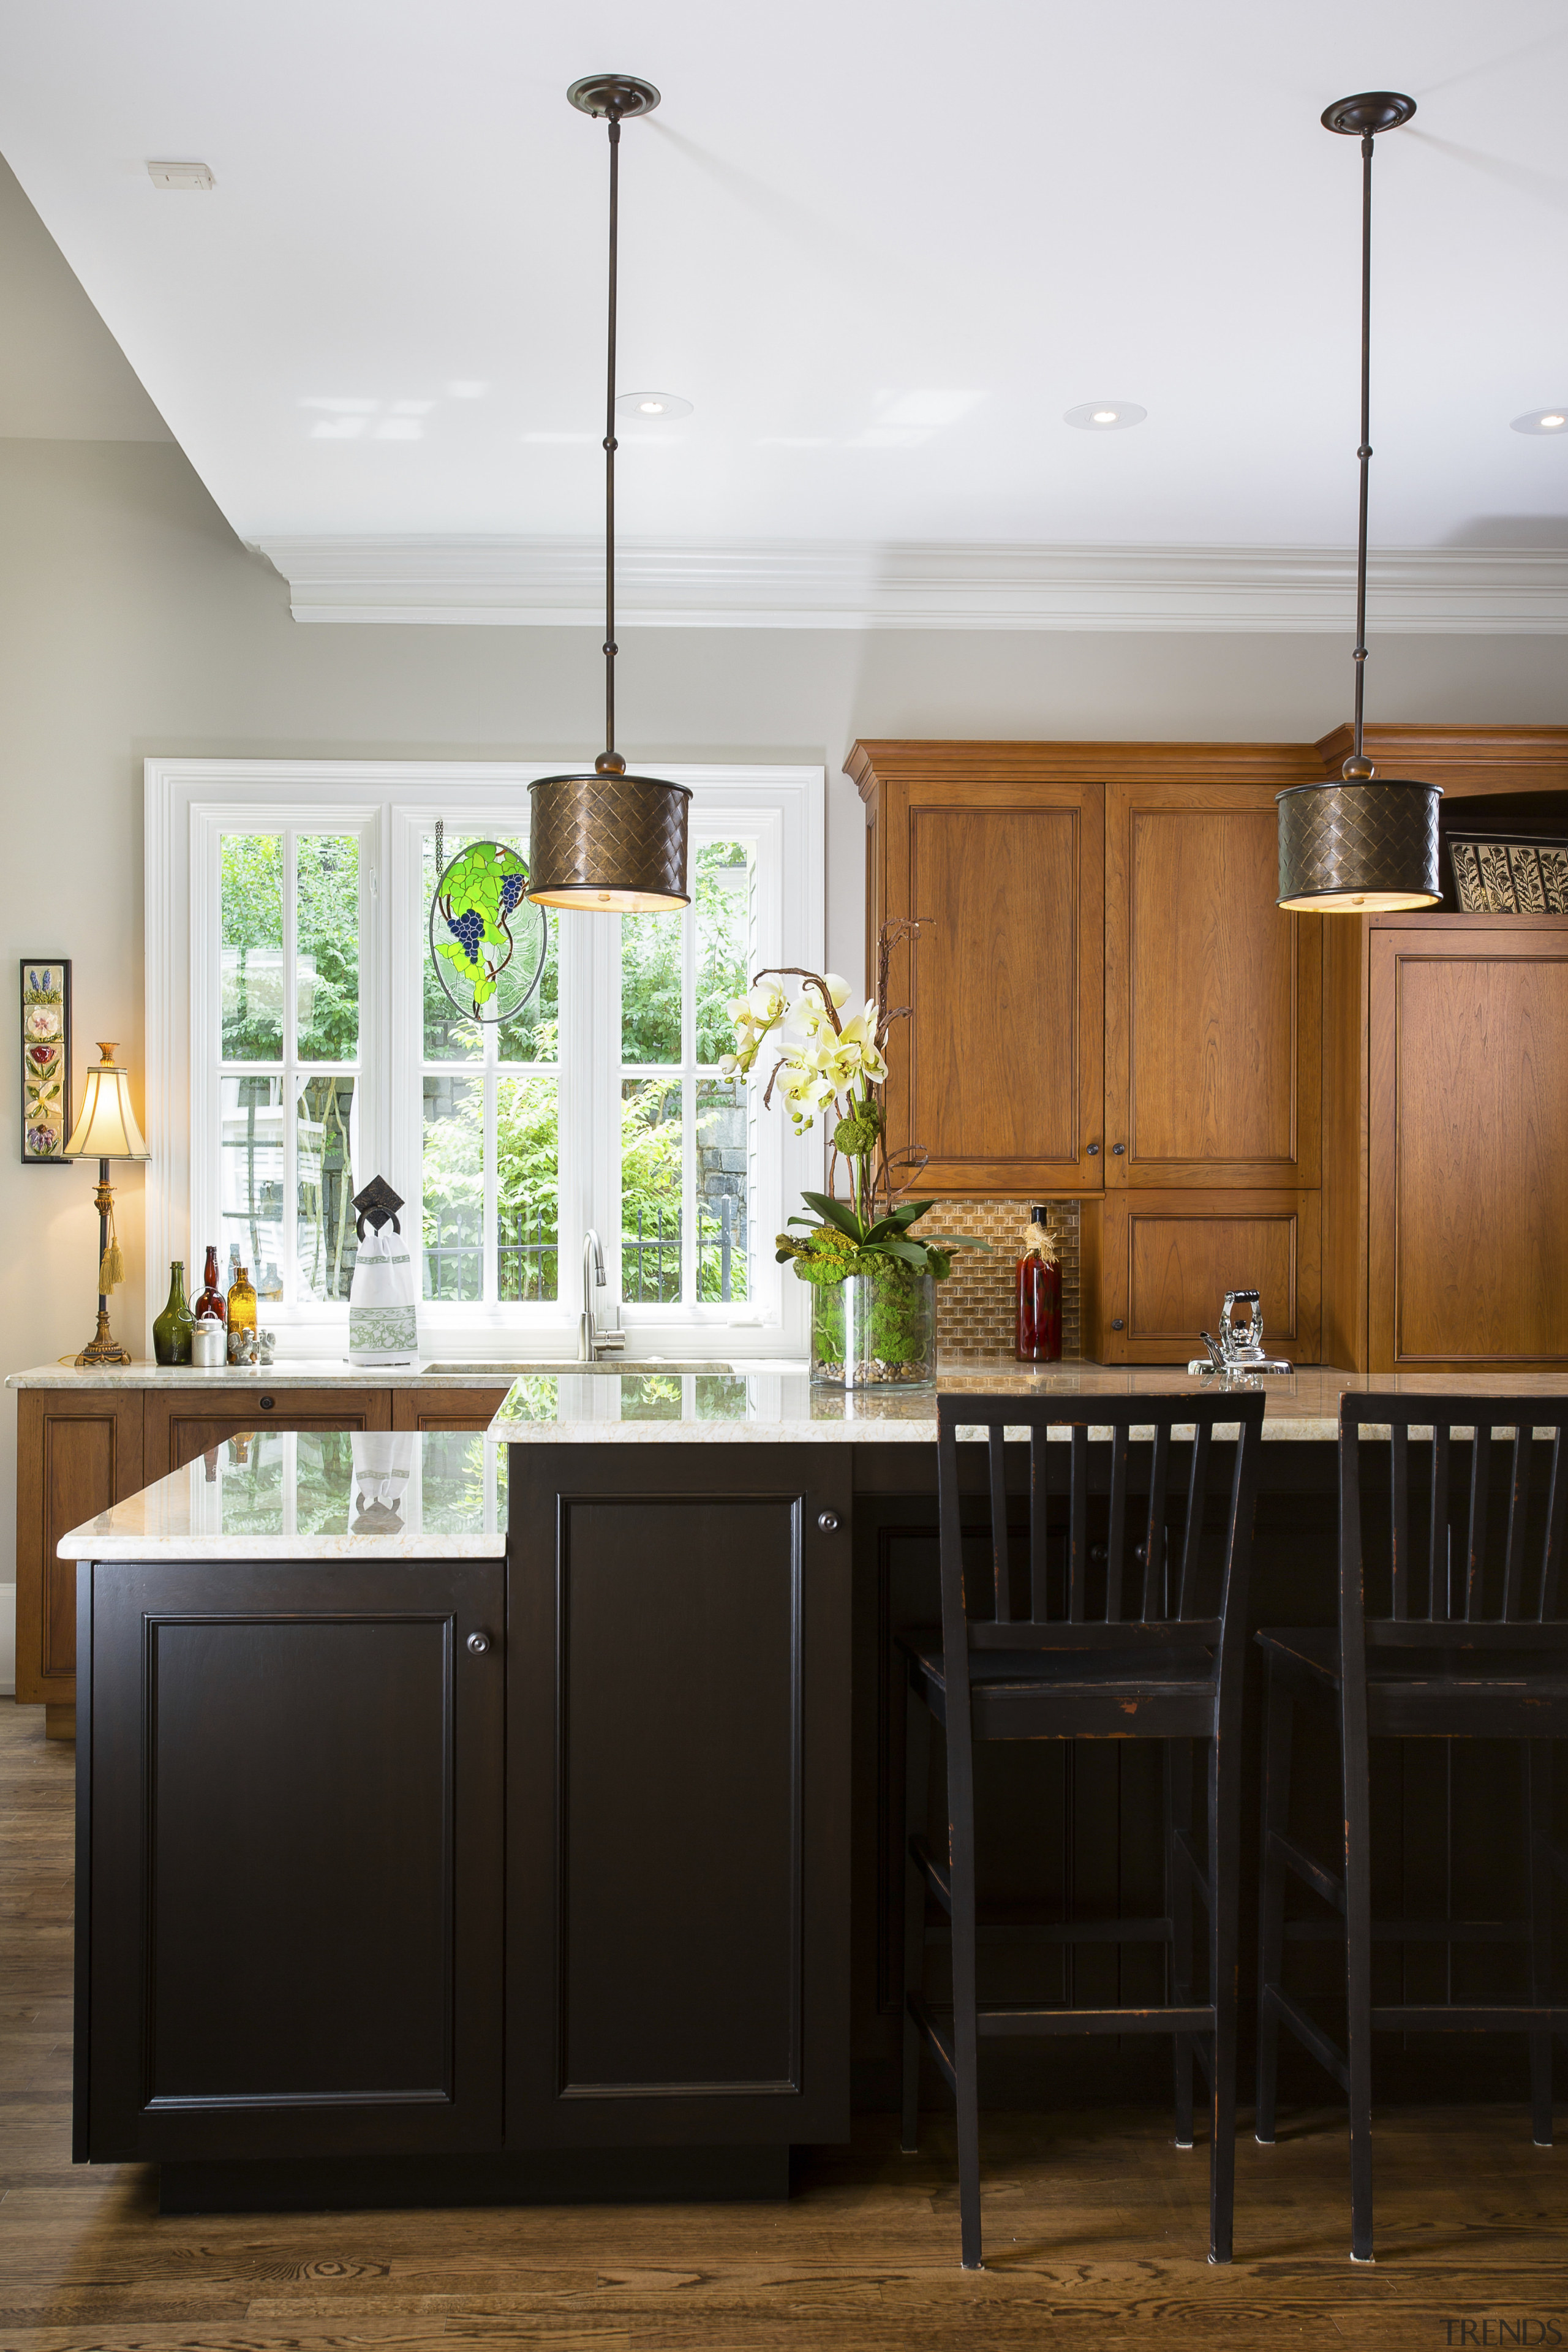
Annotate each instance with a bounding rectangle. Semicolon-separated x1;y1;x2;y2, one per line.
422;1359;739;1378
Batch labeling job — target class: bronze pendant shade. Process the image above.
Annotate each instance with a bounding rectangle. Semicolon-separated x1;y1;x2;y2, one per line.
1276;93;1441;913
527;75;691;915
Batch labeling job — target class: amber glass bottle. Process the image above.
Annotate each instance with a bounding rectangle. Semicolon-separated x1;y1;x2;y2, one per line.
1016;1206;1062;1363
225;1264;258;1362
195;1243;227;1325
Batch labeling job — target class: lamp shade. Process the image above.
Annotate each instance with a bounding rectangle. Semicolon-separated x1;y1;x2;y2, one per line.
64;1042;149;1161
1275;777;1442;912
527;770;692;913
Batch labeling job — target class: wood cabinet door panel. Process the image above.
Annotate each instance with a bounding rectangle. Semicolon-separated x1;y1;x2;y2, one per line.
1099;1191;1321;1365
507;1444;851;2146
15;1392;144;1706
393;1387;511;1433
81;1557;503;2161
892;780;1104;1194
1106;782;1319;1188
1370;929;1568;1369
144;1385;392;1477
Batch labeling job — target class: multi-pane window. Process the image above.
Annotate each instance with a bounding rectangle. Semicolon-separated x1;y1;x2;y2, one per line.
619;840;755;1306
217;829;363;1305
176;764;818;1352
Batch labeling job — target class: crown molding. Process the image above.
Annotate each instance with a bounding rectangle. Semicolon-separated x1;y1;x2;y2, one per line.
254;534;1568;633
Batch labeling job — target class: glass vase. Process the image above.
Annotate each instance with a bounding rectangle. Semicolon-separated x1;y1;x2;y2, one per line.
810;1264;936;1389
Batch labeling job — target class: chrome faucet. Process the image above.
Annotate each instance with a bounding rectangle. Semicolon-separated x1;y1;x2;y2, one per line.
579;1229;626;1363
1188;1290;1293;1379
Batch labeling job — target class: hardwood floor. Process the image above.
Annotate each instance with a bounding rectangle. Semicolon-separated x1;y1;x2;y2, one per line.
4;1699;1568;2350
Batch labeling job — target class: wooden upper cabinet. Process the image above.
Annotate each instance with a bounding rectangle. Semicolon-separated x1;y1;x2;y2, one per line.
1104;779;1319;1189
1368;920;1568;1371
856;754;1104;1195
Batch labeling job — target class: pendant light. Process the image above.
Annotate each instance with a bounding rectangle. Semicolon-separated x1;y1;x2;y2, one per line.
1276;93;1441;913
527;75;691;914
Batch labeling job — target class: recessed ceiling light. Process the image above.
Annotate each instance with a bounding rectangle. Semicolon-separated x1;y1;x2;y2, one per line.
615;390;693;420
146;160;215;191
1064;401;1147;431
1512;408;1568;434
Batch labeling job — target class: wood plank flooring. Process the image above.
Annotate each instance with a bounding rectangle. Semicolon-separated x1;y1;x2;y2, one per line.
4;1698;1567;2350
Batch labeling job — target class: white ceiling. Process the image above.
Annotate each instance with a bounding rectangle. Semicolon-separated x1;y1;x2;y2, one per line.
1;0;1566;570
0;156;168;439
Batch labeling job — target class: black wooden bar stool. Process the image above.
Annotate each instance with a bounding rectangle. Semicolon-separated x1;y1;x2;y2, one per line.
899;1390;1265;2268
1255;1394;1568;2263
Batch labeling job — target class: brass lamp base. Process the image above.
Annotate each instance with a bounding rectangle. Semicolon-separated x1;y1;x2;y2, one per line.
76;1308;131;1368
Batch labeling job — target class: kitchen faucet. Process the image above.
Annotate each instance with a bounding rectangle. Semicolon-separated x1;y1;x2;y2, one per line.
579;1229;627;1363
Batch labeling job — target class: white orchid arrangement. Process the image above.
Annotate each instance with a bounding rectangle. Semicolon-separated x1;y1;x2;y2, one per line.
722;923;986;1285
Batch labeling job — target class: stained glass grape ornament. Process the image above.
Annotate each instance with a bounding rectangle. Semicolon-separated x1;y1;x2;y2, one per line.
428;841;548;1025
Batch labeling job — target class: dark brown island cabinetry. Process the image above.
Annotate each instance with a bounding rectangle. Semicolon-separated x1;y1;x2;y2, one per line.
73;1442;852;2177
852;726;1568;1370
77;1556;505;2163
505;1444;853;2147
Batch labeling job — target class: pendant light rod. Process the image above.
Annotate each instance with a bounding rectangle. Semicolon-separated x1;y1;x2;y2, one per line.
528;75;691;918
1351;128;1373;767
603;109;621;770
1274;91;1441;914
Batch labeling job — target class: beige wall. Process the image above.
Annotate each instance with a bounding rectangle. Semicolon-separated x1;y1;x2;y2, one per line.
3;431;1567;1684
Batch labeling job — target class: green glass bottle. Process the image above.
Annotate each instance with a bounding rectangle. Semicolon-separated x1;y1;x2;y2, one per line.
153;1260;195;1366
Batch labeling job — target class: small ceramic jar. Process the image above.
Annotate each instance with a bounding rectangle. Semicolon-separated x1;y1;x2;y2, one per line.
190;1318;225;1368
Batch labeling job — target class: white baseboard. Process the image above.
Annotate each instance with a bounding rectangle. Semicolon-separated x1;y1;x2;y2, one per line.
0;1584;15;1696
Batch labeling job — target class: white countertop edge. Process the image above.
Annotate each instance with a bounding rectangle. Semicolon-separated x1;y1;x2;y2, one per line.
58;1532;508;1561
485;1414;1346;1444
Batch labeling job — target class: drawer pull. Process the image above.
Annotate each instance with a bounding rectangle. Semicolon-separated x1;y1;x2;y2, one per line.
259;1395;275;1410
816;1510;841;1534
1110;1319;1125;1332
467;1630;492;1656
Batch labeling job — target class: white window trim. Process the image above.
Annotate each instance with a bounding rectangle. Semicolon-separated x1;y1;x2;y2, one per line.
146;758;823;1363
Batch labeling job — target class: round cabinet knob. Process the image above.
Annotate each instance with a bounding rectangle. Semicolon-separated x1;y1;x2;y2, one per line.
816;1510;841;1534
466;1630;491;1656
1111;1143;1126;1156
259;1395;275;1410
1085;1142;1101;1156
1110;1319;1125;1332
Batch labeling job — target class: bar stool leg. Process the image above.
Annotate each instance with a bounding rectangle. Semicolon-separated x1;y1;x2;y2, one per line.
946;1721;984;2268
1166;1738;1195;2149
1341;1697;1376;2261
1527;1740;1554;2149
1208;1724;1242;2263
1254;1663;1294;2145
900;1676;932;2154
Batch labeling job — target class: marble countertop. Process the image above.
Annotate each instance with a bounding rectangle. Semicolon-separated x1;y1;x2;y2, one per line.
58;1365;1568;1559
58;1428;507;1560
486;1363;1568;1446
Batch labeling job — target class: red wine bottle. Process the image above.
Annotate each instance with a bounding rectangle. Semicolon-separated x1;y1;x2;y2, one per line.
1016;1206;1062;1362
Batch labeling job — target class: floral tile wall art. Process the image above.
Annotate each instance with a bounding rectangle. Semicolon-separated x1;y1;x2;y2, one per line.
20;960;71;1164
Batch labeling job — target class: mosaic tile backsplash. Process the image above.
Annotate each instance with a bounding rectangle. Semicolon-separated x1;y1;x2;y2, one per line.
912;1199;1082;1362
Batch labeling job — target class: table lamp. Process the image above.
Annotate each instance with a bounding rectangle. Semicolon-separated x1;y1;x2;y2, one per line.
63;1041;150;1366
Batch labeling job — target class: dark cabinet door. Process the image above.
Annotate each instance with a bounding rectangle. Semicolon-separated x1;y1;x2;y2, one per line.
79;1557;503;2162
506;1444;852;2146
